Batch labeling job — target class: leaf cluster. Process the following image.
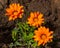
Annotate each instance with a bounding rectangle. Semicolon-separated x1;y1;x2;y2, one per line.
11;22;38;48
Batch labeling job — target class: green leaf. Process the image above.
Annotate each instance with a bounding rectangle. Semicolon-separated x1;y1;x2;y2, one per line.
12;28;18;41
27;32;33;40
32;42;37;47
15;41;21;46
22;32;27;41
9;43;14;48
17;22;23;32
22;23;29;31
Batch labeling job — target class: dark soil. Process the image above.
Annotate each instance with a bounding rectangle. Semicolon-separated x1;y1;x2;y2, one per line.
0;0;60;48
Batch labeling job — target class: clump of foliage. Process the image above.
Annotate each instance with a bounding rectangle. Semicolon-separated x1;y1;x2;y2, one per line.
10;22;37;48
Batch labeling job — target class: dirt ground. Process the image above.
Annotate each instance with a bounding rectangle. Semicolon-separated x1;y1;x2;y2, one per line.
0;0;60;48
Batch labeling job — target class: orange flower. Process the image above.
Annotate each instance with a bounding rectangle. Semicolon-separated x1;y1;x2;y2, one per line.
6;3;24;21
27;12;44;27
33;26;53;46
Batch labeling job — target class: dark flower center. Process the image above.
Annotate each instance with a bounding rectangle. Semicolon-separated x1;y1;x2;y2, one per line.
40;34;47;40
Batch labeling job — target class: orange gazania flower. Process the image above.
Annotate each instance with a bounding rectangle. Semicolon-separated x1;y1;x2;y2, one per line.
27;12;44;27
6;3;24;21
33;26;53;46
